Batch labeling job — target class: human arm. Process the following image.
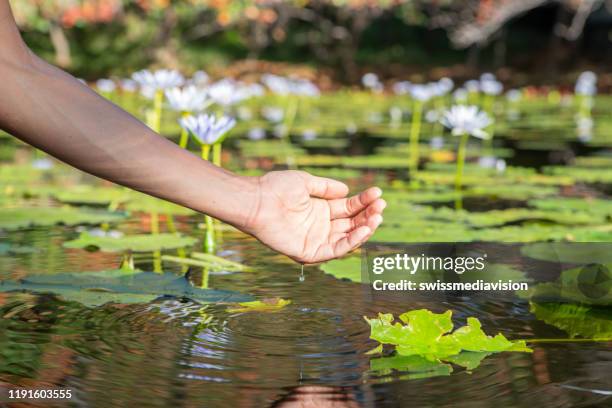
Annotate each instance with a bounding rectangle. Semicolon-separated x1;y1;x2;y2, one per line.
0;0;384;263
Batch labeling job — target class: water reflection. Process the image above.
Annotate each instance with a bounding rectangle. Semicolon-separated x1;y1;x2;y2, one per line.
0;225;611;407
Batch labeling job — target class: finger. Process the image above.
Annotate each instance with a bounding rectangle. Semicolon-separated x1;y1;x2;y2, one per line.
331;199;386;233
303;173;349;199
313;225;372;262
329;186;382;219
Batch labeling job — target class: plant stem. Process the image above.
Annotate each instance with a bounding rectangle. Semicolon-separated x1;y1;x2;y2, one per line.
152;90;164;133
409;100;423;177
166;215;188;273
455;132;469;211
282;96;299;169
150;211;162;272
201;144;211;161
178;111;190;148
212;143;222;167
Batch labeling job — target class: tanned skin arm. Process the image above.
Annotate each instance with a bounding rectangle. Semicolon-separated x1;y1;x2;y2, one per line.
0;0;385;263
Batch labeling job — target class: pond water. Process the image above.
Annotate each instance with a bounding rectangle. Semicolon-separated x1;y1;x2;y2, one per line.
1;91;612;407
1;220;611;408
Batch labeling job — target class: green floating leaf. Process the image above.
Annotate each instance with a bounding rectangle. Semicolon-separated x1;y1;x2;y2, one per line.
125;193;195;215
0;207;126;231
521;242;612;264
529;198;612;219
53;186;131;205
524;263;612;306
227;298;291;313
530;302;612;339
64;232;197;252
0;269;252;307
320;256;362;282
365;309;531;364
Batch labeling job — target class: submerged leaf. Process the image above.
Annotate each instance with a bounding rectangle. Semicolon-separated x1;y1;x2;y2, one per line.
0;270;251;307
227;298;291;313
0;207;126;231
64;232;196;252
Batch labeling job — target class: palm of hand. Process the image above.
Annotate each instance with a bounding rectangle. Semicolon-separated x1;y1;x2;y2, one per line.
246;171;385;264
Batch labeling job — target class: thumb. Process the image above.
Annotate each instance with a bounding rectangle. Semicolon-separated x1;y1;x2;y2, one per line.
302;173;349;199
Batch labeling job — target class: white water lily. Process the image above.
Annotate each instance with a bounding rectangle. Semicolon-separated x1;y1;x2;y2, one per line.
261;106;284;123
132;69;185;91
261;74;319;96
441;105;492;139
410;84;434;101
248;127;266;140
302;129;318;141
362;73;382;91
453;88;469;102
207;79;258;106
179;114;236;145
575;71;597;96
464;80;480;93
191;70;210;86
435;77;454;96
506;89;522;102
120;79;137;93
480;79;503;95
165;86;210;112
392;81;411;95
96;79;116;93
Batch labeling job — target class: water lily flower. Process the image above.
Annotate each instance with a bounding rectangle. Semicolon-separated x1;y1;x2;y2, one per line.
31;158;54;170
262;107;285;123
261;74;319;96
207;79;256;106
464;80;480;93
302;129;318;141
132;69;185;91
480;79;503;96
575;78;596;96
425;109;439;123
96;79;116;94
506;89;522;102
410;84;434;101
441;105;492;139
248;127;266;140
392;81;411;95
436;77;454;96
480;72;496;82
441;105;492;210
430;136;445;150
453;88;469;103
165;86;211;113
191;70;210;86
120;79;137;93
179;114;236;146
362;73;382;91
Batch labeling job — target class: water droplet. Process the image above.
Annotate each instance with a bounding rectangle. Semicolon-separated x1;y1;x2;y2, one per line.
299;264;305;282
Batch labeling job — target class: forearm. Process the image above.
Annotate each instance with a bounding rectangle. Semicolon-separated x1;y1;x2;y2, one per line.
0;42;256;228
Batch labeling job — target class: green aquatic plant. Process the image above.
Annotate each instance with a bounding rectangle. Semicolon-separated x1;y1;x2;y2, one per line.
179;113;236;252
162;252;252;272
440;105;492;210
364;310;531;374
408;85;432;176
0;269;251;307
63;232;196;253
530;302;612;340
0;207;126;231
227;298;291;313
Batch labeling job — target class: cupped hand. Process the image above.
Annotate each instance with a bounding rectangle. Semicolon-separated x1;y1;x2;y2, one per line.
243;170;385;264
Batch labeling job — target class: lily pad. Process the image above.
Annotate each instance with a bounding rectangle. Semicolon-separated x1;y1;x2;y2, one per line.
52;186;131;205
530;302;612;339
64;232;197;252
521;242;612;264
0;207;126;231
125;193;195;216
320;256;362;282
227;298;291;313
370;354;453;379
0;269;251;307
